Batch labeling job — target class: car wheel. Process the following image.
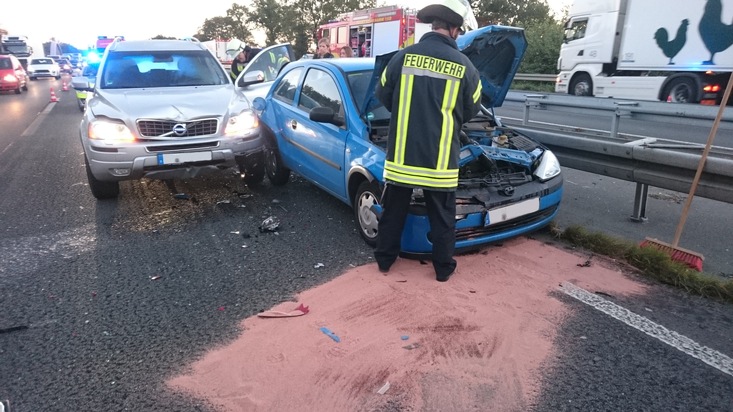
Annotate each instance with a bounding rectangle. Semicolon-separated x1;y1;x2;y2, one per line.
30;77;36;81
264;134;290;186
84;155;120;199
55;75;61;80
569;73;593;96
664;77;698;103
354;180;382;247
239;152;265;186
22;82;28;91
14;86;21;94
78;99;85;112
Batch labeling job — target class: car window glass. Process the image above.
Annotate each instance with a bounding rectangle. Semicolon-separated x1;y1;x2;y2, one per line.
298;68;343;118
244;45;291;82
273;68;303;105
101;50;229;89
0;59;10;69
347;70;390;122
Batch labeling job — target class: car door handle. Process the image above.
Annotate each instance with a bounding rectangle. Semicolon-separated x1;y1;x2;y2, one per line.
290;120;297;130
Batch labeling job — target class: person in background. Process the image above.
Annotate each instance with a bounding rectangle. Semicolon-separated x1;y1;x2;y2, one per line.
314;38;334;59
340;46;354;58
373;0;481;282
230;51;247;81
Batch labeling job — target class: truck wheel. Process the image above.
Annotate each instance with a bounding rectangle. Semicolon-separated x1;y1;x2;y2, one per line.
353;180;382;247
570;73;593;96
264;136;290;186
84;155;120;199
664;77;698;103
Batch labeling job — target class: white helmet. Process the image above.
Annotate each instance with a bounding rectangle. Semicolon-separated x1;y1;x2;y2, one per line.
417;0;477;34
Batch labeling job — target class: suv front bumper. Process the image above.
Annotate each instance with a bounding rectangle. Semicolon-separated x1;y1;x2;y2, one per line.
84;132;263;181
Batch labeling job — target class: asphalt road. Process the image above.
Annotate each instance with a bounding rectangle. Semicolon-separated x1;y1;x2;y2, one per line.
0;83;731;411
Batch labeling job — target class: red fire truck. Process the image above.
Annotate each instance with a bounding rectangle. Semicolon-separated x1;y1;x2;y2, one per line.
317;5;431;57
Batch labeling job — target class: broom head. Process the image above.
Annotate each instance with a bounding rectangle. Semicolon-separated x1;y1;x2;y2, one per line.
639;237;704;271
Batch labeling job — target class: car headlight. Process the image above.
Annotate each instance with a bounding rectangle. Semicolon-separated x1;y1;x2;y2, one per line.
534;150;561;182
88;119;135;143
224;109;259;137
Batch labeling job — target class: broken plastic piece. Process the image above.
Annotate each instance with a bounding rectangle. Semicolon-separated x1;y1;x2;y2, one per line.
320;327;340;342
150;275;162;281
314;263;325;269
377;382;390;395
173;193;190;200
400;335;409;341
258;303;310;318
402;342;421;350
259;216;280;232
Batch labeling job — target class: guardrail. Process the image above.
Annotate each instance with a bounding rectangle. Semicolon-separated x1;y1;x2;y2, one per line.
514;73;556;82
499;92;733;220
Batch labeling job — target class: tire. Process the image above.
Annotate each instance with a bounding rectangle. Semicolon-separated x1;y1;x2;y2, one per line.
55;75;61;80
264;135;290;186
353;180;382;247
238;152;265;186
664;77;698;103
30;77;36;81
84;155;120;199
569;73;593;96
14;86;21;94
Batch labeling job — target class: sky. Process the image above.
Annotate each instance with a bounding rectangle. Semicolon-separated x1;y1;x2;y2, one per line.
2;0;571;54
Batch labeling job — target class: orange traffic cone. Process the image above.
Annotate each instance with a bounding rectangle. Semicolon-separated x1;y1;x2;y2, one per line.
50;87;59;102
62;81;69;92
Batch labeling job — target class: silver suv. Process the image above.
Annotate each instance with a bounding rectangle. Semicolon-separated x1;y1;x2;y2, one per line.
76;38;266;199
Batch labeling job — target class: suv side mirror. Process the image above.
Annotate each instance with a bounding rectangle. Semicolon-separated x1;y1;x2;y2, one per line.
71;77;93;92
238;70;265;87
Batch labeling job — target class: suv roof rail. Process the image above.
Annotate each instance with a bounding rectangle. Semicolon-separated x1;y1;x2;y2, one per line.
181;37;201;43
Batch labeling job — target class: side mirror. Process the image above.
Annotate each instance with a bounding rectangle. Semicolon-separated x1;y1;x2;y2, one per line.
309;106;344;127
253;97;266;112
238;70;265;87
71;77;93;92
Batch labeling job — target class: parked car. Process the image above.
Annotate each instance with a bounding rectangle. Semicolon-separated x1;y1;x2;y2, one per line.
253;25;564;255
74;38;269;199
56;58;73;74
26;58;61;80
71;62;99;111
0;54;29;94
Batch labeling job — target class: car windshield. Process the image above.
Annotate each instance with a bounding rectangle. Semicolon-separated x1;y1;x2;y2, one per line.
32;59;53;65
100;50;229;89
346;69;390;122
0;59;11;69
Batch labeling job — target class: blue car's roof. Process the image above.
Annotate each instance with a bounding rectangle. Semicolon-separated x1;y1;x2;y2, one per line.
290;57;376;73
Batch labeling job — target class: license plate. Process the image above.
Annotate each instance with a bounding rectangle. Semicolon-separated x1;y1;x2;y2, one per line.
485;197;540;226
157;151;212;165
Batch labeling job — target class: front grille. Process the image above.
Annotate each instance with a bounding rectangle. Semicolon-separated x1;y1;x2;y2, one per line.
137;118;219;138
454;205;558;242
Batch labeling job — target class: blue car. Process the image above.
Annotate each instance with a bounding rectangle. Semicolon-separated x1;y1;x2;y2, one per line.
253;25;563;255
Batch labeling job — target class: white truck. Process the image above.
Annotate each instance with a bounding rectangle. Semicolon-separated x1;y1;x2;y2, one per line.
555;0;733;104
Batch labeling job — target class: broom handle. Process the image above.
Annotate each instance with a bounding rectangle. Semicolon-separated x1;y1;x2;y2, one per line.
672;72;733;247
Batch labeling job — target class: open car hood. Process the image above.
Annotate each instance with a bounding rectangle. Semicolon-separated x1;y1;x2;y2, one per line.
363;25;527;115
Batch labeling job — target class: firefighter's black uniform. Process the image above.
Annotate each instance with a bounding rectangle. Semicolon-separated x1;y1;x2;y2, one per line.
374;31;482;280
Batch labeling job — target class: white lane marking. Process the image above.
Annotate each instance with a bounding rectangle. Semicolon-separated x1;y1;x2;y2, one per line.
559;282;733;377
1;142;13;154
21;103;55;137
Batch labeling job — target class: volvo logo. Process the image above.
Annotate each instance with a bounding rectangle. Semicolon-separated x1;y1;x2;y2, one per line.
172;123;188;136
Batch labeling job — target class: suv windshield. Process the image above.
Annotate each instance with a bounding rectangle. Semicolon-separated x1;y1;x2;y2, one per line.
100;50;229;89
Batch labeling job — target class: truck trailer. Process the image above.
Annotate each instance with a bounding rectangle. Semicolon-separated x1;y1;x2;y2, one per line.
555;0;733;104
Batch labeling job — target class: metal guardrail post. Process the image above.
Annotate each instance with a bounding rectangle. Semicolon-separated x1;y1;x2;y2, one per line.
611;101;638;139
523;94;546;126
630;182;649;222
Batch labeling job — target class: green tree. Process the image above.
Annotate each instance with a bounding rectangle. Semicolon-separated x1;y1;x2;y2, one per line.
195;4;254;44
518;18;563;74
471;0;553;27
248;0;290;45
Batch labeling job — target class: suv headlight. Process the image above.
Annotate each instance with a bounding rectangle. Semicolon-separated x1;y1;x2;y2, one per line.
88;119;135;142
224;110;258;137
533;150;561;181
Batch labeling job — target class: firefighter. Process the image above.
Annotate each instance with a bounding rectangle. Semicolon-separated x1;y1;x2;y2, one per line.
230;51;246;81
374;0;481;282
